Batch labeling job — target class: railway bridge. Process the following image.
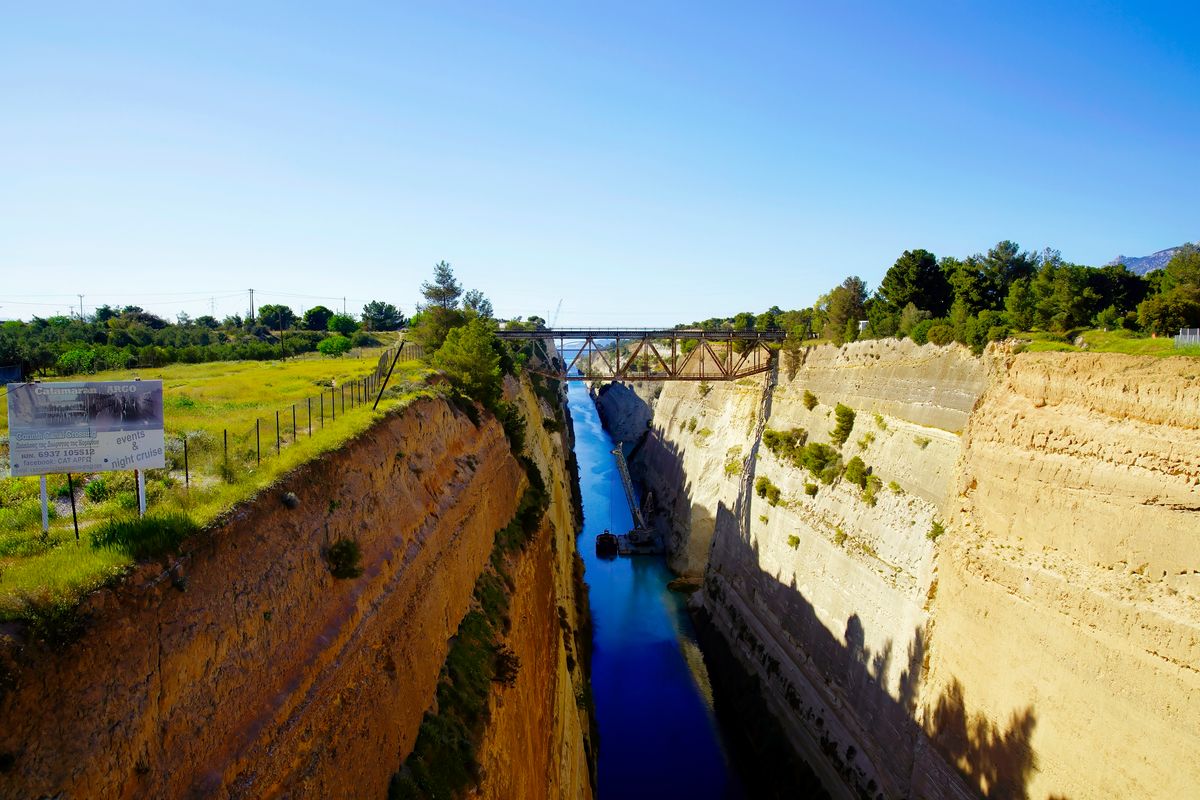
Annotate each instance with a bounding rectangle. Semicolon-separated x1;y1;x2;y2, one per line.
493;327;786;382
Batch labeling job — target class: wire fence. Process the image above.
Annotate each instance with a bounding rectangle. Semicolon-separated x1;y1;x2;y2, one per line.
1175;328;1200;348
169;340;425;489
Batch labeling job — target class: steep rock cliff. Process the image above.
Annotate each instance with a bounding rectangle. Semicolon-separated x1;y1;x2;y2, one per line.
616;340;1199;800
0;383;592;800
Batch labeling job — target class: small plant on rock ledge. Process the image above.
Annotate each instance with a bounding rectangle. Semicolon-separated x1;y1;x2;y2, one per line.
327;538;364;579
927;520;945;542
803;390;818;410
494;644;520;687
786;534;801;550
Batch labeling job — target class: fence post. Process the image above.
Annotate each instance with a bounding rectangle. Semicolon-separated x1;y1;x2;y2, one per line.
307;397;312;436
321;393;325;426
256;419;261;465
332;388;336;420
224;429;228;464
276;410;281;454
292;404;297;441
183;435;189;488
341;385;345;414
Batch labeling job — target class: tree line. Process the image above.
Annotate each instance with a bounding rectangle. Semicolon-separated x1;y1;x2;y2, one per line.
685;240;1200;354
0;299;407;377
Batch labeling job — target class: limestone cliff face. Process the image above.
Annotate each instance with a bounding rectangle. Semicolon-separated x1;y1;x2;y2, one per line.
616;340;1199;800
473;375;593;800
0;386;592;800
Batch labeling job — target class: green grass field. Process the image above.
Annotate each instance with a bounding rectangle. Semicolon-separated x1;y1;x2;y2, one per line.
1017;328;1200;357
0;345;433;621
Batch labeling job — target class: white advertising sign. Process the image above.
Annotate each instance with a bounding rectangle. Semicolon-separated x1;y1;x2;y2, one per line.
7;380;166;477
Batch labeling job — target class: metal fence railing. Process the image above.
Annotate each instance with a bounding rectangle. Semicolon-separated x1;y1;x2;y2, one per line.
1175;328;1200;348
171;340;424;487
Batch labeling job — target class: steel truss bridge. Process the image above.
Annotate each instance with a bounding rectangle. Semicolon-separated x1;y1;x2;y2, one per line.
494;328;786;382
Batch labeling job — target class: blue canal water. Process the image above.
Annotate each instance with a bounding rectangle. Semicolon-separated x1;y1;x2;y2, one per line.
568;381;745;800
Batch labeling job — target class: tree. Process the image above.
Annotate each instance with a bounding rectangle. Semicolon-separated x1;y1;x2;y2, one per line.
303;305;334;331
1004;279;1035;331
898;303;931;337
1137;286;1200;334
430;317;502;408
421;261;463;310
821;276;867;343
1162;243;1200;292
317;334;353;357
257;304;296;330
462;290;493;320
877;249;951;317
327;313;359;336
361;300;405;331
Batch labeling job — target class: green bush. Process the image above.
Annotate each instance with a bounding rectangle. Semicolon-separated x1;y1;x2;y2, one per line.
84;477;110;502
753;476;782;506
863;475;882;507
830;404;856;447
327;538;364;579
317;335;353;357
762;428;808;462
804;483;818;497
927;520;945;542
90;512;200;560
833;528;847;546
802;390;818;410
786;535;800;549
926;324;955;346
844;456;869;489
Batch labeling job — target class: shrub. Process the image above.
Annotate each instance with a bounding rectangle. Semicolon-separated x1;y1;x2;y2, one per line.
799;442;841;484
857;432;875;450
909;318;935;345
863;475;882;507
874;413;887;430
927;520;945;542
762;428;808;462
888;480;903;494
830;404;856;447
494;645;520;687
84;478;110;503
804;483;818;497
914;436;931;450
926;324;955;346
754;476;782;506
844;456;869;489
786;535;800;549
317;335;353;357
802;390;818;410
90;512;200;560
698;382;712;397
833;528;847;547
327;538;364;579
687;417;697;432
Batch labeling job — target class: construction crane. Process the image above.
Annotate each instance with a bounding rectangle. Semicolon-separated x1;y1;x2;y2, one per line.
549;299;563;329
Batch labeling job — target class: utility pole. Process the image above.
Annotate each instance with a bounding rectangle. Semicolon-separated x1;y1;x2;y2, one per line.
78;294;84;321
249;288;255;322
343;296;347;315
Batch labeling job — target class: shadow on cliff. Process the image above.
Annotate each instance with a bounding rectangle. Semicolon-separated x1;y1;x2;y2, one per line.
706;501;1044;800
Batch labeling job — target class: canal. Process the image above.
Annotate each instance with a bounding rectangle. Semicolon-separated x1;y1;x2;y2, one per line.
567;381;746;799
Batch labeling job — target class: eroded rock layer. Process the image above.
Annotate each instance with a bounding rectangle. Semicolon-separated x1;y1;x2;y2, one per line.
607;341;1199;800
0;384;592;800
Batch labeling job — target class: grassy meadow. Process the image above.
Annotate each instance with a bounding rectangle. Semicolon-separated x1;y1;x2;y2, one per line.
0;344;433;621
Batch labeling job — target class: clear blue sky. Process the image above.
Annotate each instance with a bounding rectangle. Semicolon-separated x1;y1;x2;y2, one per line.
2;1;1197;325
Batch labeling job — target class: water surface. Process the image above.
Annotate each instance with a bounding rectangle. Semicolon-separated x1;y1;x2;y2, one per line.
569;381;744;799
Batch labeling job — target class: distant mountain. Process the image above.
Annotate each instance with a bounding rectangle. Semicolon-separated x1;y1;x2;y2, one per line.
1108;244;1192;275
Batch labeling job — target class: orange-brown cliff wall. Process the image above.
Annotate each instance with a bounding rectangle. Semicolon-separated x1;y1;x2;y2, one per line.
472;376;594;800
0;390;586;800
